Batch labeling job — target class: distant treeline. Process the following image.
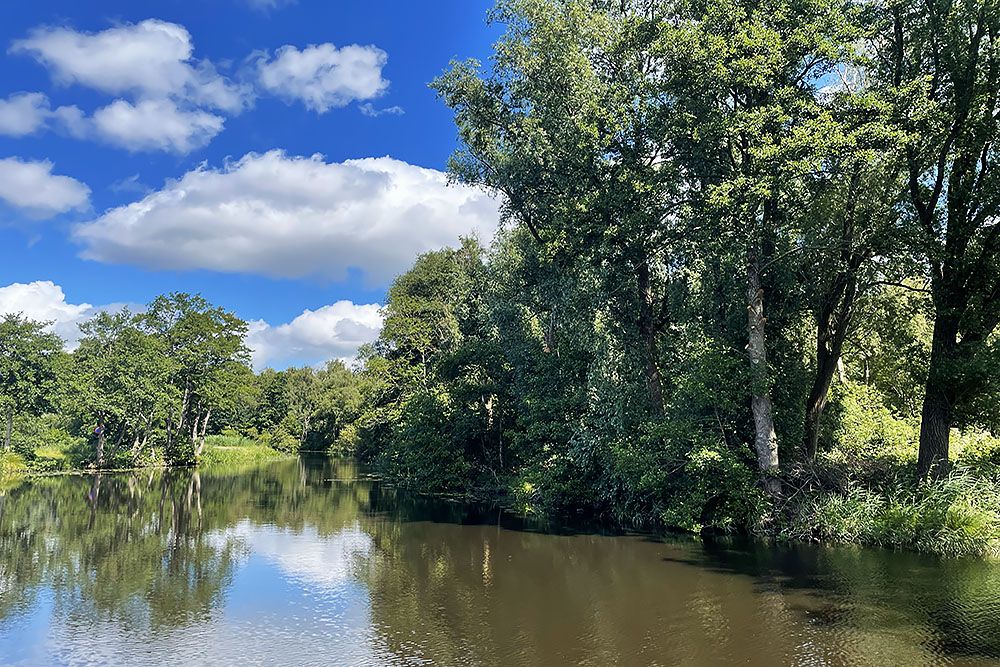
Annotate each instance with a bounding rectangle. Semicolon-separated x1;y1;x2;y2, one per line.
0;294;359;470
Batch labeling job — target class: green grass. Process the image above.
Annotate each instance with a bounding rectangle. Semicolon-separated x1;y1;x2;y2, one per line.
199;434;290;467
28;445;71;472
782;466;1000;559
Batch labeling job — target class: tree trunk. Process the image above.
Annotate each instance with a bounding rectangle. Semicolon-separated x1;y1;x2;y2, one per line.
191;408;211;459
803;169;861;460
803;365;835;461
917;314;959;477
3;406;13;451
192;418;201;458
637;261;664;414
113;425;126;453
747;249;781;496
130;434;142;466
96;420;106;469
803;282;856;460
200;409;211;438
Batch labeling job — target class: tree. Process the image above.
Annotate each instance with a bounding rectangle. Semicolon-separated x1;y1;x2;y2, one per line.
433;0;687;416
72;310;173;468
282;367;318;449
0;315;62;451
306;361;361;451
874;0;1000;475
354;241;490;491
796;87;909;460
142;294;250;463
662;0;861;490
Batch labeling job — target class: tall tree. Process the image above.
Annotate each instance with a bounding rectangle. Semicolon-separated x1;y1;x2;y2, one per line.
0;314;62;451
798;87;908;459
665;0;860;490
876;0;1000;475
307;361;362;451
72;310;173;468
142;294;249;463
434;0;685;415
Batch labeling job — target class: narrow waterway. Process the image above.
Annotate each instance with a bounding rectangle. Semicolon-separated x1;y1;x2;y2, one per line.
0;456;997;666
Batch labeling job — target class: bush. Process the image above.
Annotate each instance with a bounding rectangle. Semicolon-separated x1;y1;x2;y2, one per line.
9;413;86;458
816;382;920;488
955;430;1000;470
0;451;27;479
28;445;70;472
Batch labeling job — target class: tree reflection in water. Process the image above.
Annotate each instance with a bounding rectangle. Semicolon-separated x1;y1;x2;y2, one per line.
0;457;996;666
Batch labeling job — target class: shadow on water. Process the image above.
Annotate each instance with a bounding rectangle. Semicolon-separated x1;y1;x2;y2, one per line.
653;532;1000;661
0;454;997;666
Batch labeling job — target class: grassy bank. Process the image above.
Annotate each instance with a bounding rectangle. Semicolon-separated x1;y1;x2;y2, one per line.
199;434;292;466
779;467;1000;559
0;433;290;484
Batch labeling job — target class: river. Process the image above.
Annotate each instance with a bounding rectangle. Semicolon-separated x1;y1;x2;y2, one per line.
0;456;997;666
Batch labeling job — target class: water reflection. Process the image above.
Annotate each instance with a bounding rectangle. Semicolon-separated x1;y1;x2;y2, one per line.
0;457;997;666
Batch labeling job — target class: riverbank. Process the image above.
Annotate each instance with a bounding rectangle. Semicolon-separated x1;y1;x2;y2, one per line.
5;440;998;560
777;465;1000;559
364;434;1000;560
0;434;292;484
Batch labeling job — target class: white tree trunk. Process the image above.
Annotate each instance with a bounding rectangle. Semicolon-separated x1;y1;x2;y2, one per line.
3;407;13;451
747;250;781;496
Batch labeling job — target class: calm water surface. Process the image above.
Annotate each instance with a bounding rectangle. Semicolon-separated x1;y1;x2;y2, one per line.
0;456;998;666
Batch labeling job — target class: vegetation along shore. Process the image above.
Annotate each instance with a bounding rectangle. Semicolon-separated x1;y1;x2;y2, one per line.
3;0;1000;560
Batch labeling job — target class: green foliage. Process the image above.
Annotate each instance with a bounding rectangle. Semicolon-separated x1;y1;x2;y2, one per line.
352;242;490;494
346;0;1000;557
818;381;920;483
142;293;250;464
955;431;1000;471
784;469;1000;558
0;314;63;450
0;290;361;474
0;450;27;479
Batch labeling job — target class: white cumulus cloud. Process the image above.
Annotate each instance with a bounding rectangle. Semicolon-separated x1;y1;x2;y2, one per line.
0;93;221;154
0;281;110;346
0;157;90;218
11;19;250;113
256;43;389;113
91;99;224;153
0;92;49;136
0;92;86;138
246;300;382;370
73;150;500;283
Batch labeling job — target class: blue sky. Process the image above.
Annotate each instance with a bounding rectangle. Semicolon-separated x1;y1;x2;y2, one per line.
0;0;501;368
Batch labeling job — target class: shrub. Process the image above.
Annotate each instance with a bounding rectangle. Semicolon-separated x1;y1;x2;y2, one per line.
955;430;1000;470
28;445;70;472
0;451;27;478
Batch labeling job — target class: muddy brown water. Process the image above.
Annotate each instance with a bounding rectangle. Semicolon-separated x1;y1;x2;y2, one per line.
0;456;997;666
